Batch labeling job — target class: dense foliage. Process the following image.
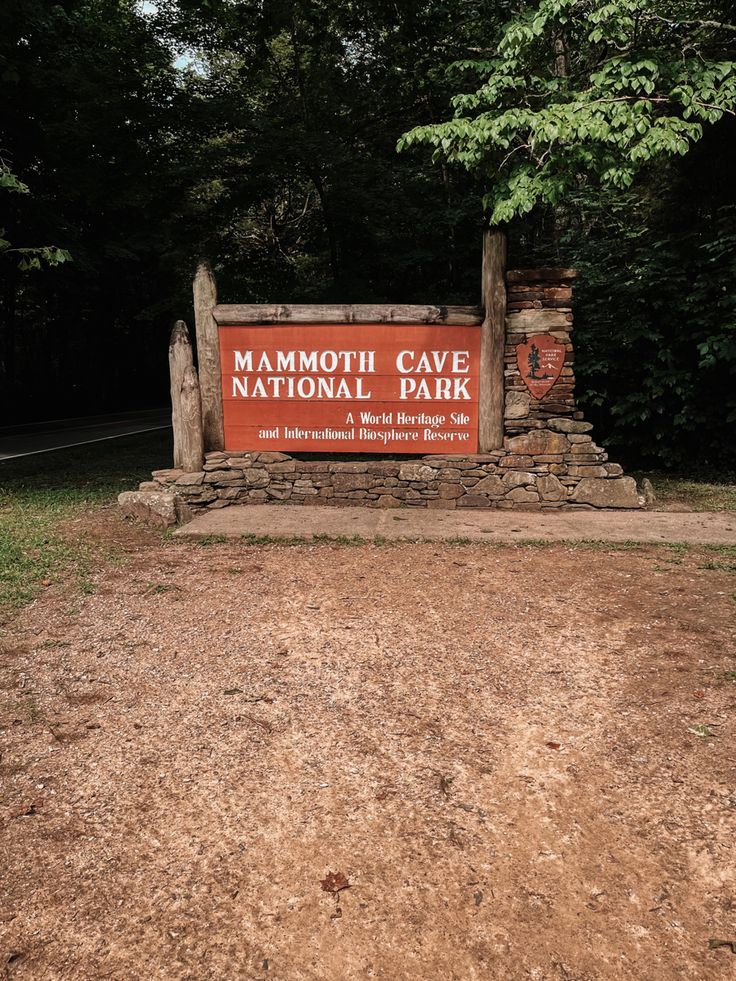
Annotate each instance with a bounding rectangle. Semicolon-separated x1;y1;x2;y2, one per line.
399;0;736;223
0;0;734;469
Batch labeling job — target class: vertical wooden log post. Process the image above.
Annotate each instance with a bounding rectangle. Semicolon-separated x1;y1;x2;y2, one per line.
479;227;508;451
179;365;205;473
169;319;193;468
193;260;225;452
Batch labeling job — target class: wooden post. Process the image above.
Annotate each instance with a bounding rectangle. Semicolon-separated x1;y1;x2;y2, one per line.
169;319;193;468
179;365;205;473
193;260;225;452
479;227;507;451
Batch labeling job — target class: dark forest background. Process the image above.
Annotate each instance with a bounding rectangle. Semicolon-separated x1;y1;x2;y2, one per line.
1;0;734;470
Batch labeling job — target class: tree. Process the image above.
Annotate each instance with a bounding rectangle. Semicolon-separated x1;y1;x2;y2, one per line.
0;161;71;270
398;0;736;224
527;342;541;379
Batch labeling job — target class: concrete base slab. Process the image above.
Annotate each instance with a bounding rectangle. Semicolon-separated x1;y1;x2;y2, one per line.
173;505;736;546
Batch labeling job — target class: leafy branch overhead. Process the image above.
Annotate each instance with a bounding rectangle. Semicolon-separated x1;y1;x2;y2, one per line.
0;162;71;270
398;0;736;223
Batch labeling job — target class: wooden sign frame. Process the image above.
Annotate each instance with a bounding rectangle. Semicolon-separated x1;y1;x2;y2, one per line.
192;230;506;457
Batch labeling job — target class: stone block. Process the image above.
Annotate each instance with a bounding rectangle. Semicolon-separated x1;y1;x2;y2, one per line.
472;474;506;497
536;474;566;502
505;487;540;503
152;468;183;483
398;463;436;482
367;462;400;477
332;472;372;492
456;495;491;508
176;470;204;487
505;431;569;456
217;487;241;500
330;462;369;473
258;451;291;463
438;482;465;499
567;465;608;478
245;469;270;488
267;460;297;474
265;484;294;501
547;417;593;434
570;477;640;509
376;495;403;508
118;491;178;529
203;470;236;483
499;455;534;468
505;390;531;420
502;471;535;490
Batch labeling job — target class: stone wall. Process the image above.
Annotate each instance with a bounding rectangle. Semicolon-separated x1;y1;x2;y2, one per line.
119;268;643;526
504;268;578;432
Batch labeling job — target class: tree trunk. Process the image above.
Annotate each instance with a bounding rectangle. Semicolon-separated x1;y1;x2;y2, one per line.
478;226;507;451
193;260;224;452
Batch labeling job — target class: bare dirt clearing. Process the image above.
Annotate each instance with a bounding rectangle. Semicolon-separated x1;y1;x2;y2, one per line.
1;515;735;979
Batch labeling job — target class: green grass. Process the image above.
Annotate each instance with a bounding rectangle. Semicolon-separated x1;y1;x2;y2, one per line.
699;559;736;573
0;429;171;620
636;472;736;511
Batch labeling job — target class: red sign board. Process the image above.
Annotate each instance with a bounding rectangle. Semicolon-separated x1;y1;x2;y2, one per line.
219;323;480;454
516;334;565;398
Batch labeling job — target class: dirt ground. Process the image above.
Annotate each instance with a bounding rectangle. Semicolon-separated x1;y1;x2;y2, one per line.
1;510;736;980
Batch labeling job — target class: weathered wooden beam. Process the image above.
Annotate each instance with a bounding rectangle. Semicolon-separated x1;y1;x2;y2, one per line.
168;319;194;469
479;227;507;451
179;365;204;473
193;261;224;451
213;303;483;326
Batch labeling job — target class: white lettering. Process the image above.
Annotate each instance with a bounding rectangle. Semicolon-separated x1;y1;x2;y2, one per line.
234;351;252;372
297;376;316;398
397;350;414;373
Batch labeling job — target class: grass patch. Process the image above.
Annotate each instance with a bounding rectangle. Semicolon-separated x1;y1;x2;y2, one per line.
0;429;171;620
688;723;717;739
636;472;736;511
699;560;736;573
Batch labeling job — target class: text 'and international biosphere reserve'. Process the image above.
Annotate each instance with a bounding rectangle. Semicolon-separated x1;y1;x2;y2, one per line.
219;323;481;453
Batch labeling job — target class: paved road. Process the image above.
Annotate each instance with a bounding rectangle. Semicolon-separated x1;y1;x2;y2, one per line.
173;502;736;545
0;408;170;460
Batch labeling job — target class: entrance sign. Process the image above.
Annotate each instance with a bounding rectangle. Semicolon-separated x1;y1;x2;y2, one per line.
219;323;481;453
516;334;565;399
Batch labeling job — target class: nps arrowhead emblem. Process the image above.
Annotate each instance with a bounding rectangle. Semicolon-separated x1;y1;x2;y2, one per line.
516;334;566;399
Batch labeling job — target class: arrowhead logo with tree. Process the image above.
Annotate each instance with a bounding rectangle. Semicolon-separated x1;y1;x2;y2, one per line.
516;335;566;398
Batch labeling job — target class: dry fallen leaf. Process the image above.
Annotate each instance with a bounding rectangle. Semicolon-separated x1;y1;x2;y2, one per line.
321;871;349;895
11;801;40;819
708;939;736;953
545;741;561;750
